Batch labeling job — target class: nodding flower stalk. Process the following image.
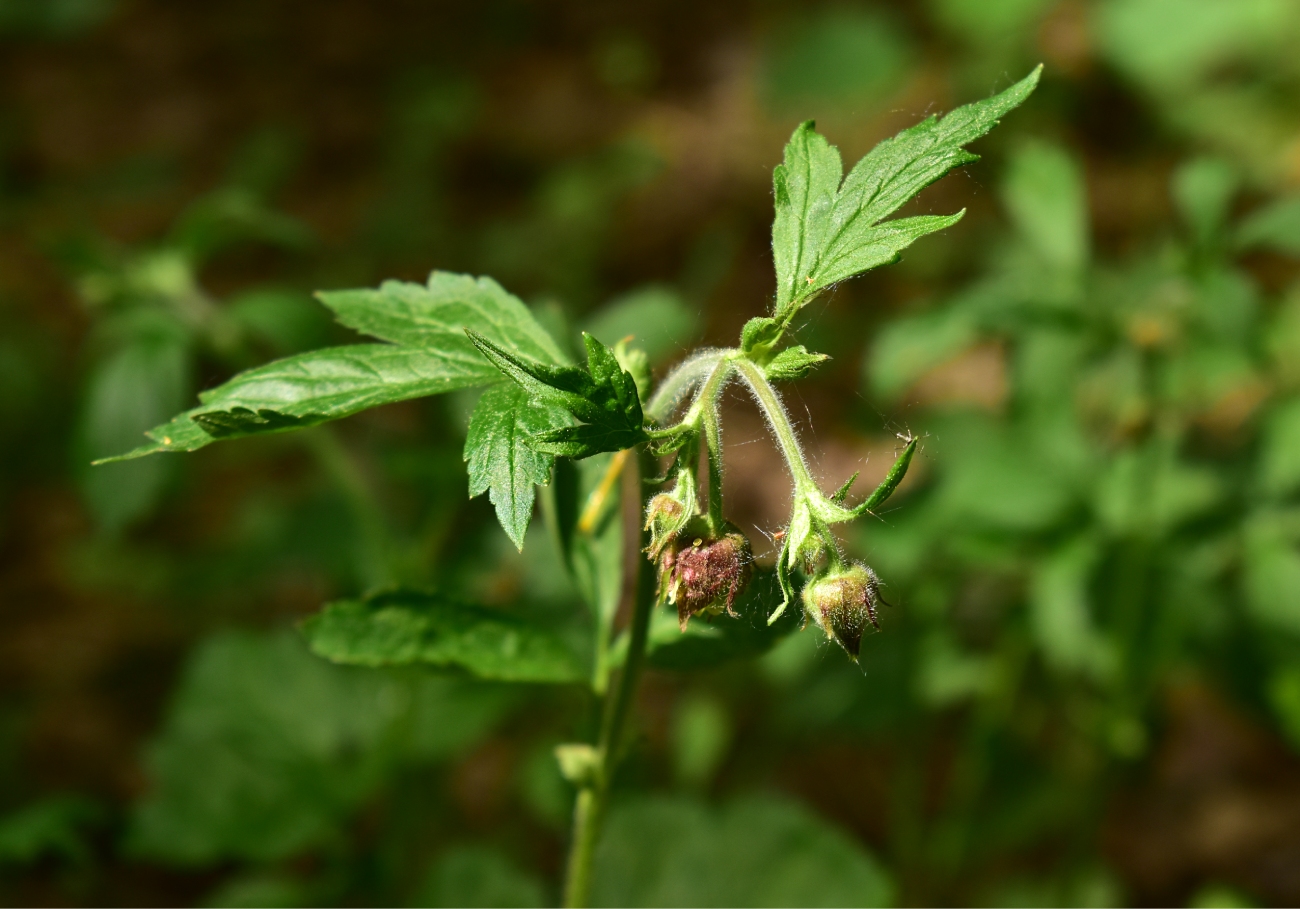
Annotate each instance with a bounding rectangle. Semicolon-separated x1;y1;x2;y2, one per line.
641;344;915;642
729;356;915;627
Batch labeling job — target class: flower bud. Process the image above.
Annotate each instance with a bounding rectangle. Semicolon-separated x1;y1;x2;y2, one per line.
645;490;692;559
801;562;881;659
661;519;753;630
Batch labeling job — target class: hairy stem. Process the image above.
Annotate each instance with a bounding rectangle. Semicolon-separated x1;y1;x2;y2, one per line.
646;349;726;424
732;357;817;494
702;404;725;536
563;450;653;908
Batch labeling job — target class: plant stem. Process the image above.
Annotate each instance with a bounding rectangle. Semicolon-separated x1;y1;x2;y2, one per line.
645;349;726;423
732;358;816;493
563;449;653;909
702;404;725;536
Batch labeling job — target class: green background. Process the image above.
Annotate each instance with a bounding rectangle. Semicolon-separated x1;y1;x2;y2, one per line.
1;0;1299;905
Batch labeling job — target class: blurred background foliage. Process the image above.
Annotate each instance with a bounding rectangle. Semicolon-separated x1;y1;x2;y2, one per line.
1;0;1299;905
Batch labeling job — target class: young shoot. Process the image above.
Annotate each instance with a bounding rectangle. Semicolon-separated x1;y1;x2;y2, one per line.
97;66;1041;908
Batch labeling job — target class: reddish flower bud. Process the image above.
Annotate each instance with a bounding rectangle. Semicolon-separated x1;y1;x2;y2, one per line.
801;563;881;659
661;520;753;630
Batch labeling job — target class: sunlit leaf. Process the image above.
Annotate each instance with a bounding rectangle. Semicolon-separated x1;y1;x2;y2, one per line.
466;384;568;549
772;66;1040;318
101;271;564;462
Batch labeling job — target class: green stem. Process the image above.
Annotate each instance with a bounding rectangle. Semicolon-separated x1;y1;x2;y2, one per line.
646;349;726;423
702;404;725;536
732;358;817;493
563;450;654;908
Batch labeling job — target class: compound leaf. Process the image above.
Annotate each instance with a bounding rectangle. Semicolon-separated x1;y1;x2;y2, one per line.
302;590;585;684
465;383;568;550
772;65;1041;317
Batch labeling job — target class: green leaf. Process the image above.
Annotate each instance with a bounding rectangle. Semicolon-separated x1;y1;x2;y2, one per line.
466;384;568;549
201;872;311;908
129;630;513;864
98;344;496;461
468;331;648;459
772;66;1041;317
102;271;565;462
764;345;829;381
1096;0;1292;92
302;590;585;684
853;434;918;516
317;271;568;364
590;794;895;907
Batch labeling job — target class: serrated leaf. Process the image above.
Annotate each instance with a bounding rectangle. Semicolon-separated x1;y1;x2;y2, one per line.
102;271;566;462
465;384;567;550
468;330;648;459
302;590;585;684
772;66;1041;317
317;271;568;364
764;345;829;381
98;344;497;461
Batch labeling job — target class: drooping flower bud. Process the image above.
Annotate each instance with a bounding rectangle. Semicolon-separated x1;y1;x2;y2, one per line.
661;519;753;630
801;562;881;660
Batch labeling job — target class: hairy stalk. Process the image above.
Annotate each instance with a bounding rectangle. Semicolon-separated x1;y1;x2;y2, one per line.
732;358;818;494
646;349;726;423
563;449;653;908
702;403;725;536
